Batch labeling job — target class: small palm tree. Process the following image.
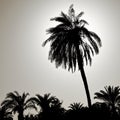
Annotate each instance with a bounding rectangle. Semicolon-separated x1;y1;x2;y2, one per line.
1;91;35;120
0;106;13;120
28;93;64;119
66;102;87;120
42;4;102;108
28;93;63;112
68;102;83;111
94;86;120;117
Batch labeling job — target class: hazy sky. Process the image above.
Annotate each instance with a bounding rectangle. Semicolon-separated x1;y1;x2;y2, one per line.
0;0;120;108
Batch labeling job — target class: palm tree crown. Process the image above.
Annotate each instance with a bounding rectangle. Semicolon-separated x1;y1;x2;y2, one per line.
94;86;120;115
28;93;64;120
1;91;35;120
68;102;83;111
94;86;120;106
42;4;102;72
28;93;63;113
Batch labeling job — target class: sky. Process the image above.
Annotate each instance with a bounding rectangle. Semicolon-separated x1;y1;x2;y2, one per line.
0;0;120;109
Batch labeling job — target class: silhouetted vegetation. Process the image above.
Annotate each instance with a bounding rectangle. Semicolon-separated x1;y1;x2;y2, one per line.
94;86;120;120
1;86;120;120
42;4;102;108
1;91;35;120
0;106;13;120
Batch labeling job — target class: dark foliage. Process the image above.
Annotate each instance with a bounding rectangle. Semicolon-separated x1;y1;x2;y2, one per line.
42;4;101;72
1;87;120;120
94;86;120;120
27;93;65;120
0;106;13;120
1;91;35;120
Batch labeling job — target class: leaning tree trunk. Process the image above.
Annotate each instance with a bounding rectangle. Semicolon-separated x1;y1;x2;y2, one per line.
76;45;92;108
79;66;91;108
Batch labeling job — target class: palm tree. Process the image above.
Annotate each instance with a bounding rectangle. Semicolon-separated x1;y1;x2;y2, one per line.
94;86;120;117
66;102;88;120
0;106;13;120
68;102;83;111
42;4;102;108
28;93;64;119
1;91;35;120
91;102;111;120
28;93;56;113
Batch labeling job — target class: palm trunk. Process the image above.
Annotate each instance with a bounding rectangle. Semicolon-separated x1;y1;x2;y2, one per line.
76;44;92;108
79;66;92;108
18;110;24;120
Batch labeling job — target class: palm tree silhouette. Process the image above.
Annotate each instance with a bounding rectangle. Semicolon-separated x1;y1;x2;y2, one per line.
94;86;120;118
1;91;35;120
28;93;55;113
68;102;83;111
91;102;111;120
42;4;102;108
28;93;64;119
66;102;88;120
0;106;13;120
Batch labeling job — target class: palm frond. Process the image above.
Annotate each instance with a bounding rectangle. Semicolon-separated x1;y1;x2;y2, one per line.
68;4;75;19
12;106;19;114
82;43;93;65
94;86;120;108
89;31;102;47
79;19;89;27
27;97;40;105
1;100;15;108
76;12;84;20
6;92;19;103
61;12;72;23
24;102;37;111
14;91;19;96
81;27;100;54
51;12;72;26
94;92;109;102
22;92;29;101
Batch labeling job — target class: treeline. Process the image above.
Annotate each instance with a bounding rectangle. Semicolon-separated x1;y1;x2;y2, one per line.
1;85;120;120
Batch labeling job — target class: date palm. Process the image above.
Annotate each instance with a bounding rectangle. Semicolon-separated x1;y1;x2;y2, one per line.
28;93;64;119
94;86;120;116
42;4;102;108
67;102;88;120
0;106;13;120
28;93;62;113
1;91;35;120
68;102;83;111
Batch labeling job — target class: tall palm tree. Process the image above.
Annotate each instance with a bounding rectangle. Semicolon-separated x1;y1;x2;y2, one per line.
1;91;35;120
94;86;120;116
42;4;102;108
